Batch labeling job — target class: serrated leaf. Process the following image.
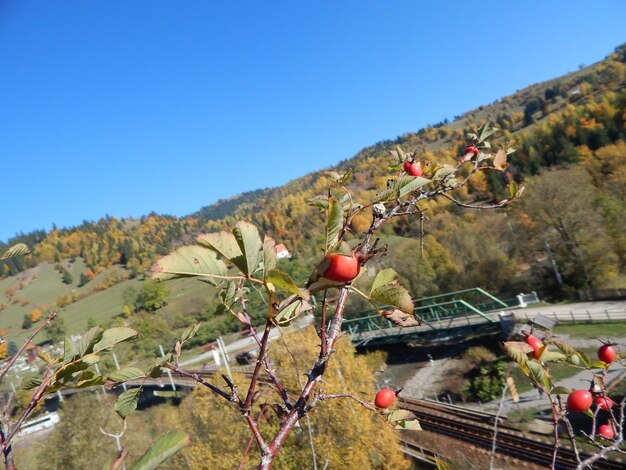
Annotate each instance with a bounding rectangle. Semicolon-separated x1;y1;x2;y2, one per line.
37;349;54;364
76;370;104;388
63;337;78;364
78;327;104;356
381;308;420;327
180;324;201;344
262;236;277;279
325;195;344;254
578;350;591;368
92;327;138;354
308;195;328;210
590;360;608;369
196;231;242;261
370;268;399;293
493;148;508;171
150;245;227;282
131;430;190;470
503;341;530;374
339;168;352;185
395;419;422;430
232;221;262;275
55;361;91;383
388;409;416;422
393;175;430;198
372;188;397;203
81;353;100;365
527;360;551;391
550;386;570;395
541;350;566;362
432;165;455;181
108;367;146;384
370;284;414;314
274;297;312;325
267;269;309;300
21;376;42;390
115;388;142;419
0;243;30;259
219;281;237;309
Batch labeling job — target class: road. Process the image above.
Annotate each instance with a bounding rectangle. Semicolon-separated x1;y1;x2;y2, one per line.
179;314;315;367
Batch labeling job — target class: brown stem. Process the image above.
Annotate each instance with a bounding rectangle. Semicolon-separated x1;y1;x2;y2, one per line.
164;362;234;402
0;311;57;382
259;288;349;469
245;320;273;410
318;393;377;412
319;290;328;356
240;298;292;409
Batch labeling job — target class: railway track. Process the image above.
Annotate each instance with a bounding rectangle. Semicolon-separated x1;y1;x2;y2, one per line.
399;398;626;469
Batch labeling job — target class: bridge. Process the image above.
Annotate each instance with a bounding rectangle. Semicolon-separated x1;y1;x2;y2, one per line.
342;288;515;347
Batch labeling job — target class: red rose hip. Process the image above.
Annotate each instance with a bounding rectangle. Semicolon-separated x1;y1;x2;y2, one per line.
594;396;615;411
524;334;542;359
567;390;593;413
465;145;479;157
323;253;360;283
403;161;422;177
374;388;396;408
598;344;617;364
598;424;615;440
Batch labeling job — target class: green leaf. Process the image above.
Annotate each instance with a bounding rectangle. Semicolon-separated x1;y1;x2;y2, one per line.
78;327;104;356
325;195;344;254
541;351;566;363
196;231;242;261
370;268;399;293
76;370;104;388
308;195;328;210
262;236;277;279
502;341;530;375
92;327;138;353
1;243;30;259
81;353;101;365
550;386;570;395
372;188;396;204
527;360;551;391
393;175;430;198
180;324;201;345
232;221;262;275
130;430;190;470
432;165;455;181
150;245;228;283
387;409;415;422
55;361;91;383
370;284;414;314
21;376;42;390
63;337;78;365
114;388;142;419
108;367;146;384
589;360;608;369
394;419;422;431
274;298;311;325
267;269;309;300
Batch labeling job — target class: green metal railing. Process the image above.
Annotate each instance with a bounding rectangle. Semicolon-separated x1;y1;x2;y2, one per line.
342;299;495;338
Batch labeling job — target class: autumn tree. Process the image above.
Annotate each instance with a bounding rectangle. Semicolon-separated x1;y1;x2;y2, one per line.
30;308;42;323
518;166;618;293
178;327;410;469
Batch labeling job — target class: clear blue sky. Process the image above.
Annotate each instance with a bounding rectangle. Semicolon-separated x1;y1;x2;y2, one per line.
1;1;625;242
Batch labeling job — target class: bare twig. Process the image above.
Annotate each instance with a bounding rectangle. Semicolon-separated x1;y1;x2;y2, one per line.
163;362;233;402
489;383;508;470
318;393;377;412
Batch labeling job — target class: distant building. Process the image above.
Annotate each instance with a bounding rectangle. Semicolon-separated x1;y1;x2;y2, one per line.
25;344;37;363
275;244;292;260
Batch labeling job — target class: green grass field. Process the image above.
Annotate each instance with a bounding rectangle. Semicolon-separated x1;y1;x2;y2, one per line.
553;322;626;339
0;258;218;344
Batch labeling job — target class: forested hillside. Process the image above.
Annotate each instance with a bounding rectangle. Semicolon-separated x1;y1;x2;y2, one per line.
2;43;625;308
